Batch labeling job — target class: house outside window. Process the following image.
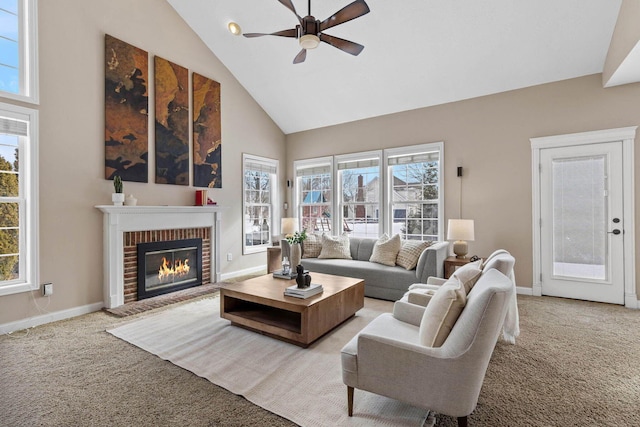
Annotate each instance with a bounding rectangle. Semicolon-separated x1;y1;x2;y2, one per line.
293;143;443;242
0;102;38;296
386;146;442;241
0;0;39;104
336;152;382;238
294;157;333;234
242;154;278;254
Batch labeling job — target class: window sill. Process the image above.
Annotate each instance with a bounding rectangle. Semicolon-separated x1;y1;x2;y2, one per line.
0;281;38;297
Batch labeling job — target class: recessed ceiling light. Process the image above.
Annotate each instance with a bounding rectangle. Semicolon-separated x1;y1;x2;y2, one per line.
228;22;241;36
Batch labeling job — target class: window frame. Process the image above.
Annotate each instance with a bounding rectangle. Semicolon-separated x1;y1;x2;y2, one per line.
293;156;333;234
384;142;444;242
0;101;39;296
293;143;444;241
0;0;39;104
335;150;383;238
242;153;279;255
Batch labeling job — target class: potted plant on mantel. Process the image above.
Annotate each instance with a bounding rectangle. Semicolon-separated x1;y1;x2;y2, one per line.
112;175;124;206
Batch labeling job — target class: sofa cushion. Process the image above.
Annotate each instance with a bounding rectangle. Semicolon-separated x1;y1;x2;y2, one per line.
369;234;401;267
451;260;483;293
396;240;433;270
302;233;323;258
418;278;467;347
318;234;352;259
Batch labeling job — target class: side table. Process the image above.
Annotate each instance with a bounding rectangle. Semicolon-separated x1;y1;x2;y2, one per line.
443;256;483;279
266;246;282;273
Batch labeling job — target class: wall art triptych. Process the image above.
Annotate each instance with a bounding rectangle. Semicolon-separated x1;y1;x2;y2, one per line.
104;34;222;188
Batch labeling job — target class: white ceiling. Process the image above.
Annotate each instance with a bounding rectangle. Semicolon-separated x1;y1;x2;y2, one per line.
167;0;623;135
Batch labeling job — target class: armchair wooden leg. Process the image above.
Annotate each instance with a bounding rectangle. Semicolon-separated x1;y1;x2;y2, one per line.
347;386;354;416
457;416;468;427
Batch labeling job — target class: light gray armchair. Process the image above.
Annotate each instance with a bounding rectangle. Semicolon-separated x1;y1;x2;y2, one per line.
340;268;514;426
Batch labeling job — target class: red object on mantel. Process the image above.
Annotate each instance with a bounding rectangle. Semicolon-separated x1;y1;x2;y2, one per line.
195;190;207;206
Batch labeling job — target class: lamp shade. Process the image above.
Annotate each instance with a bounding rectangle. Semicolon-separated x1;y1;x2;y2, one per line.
281;218;298;235
447;219;475;241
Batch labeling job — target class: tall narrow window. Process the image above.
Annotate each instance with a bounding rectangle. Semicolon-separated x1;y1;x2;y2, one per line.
387;148;441;241
0;102;37;295
295;158;333;233
336;152;382;238
0;0;38;103
242;154;278;254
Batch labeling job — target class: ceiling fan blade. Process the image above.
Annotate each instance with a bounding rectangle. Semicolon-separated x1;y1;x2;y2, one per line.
277;0;302;22
243;28;298;38
320;0;370;32
293;49;307;64
319;33;364;56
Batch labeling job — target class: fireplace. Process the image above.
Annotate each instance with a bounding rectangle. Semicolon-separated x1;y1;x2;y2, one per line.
97;205;223;309
137;238;203;300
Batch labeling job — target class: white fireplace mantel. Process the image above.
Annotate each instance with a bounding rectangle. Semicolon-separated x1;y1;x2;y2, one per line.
96;205;224;308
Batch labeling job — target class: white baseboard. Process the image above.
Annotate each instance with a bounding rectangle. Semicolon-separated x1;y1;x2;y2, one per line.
516;286;533;296
0;301;104;335
220;265;267;282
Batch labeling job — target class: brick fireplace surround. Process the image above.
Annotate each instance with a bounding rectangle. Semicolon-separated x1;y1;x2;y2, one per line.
97;205;223;309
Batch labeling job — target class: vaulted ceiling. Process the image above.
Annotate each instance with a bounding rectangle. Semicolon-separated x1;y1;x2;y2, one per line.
167;0;624;134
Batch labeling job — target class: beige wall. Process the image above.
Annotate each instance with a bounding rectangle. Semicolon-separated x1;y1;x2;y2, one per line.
603;0;640;86
0;0;285;325
286;74;640;293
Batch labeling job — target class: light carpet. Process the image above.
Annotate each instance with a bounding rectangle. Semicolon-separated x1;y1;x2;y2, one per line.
107;296;430;427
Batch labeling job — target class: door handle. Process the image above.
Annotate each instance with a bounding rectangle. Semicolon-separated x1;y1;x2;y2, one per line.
608;229;621;235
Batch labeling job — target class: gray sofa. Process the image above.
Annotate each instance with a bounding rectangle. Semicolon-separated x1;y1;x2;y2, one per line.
285;237;449;301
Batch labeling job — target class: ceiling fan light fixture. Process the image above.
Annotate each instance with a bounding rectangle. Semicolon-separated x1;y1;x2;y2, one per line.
227;22;242;35
299;34;320;50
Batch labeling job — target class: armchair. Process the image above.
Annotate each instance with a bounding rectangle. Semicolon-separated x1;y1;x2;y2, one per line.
341;269;514;426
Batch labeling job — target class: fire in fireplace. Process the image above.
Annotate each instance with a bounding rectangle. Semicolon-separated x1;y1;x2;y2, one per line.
137;238;203;300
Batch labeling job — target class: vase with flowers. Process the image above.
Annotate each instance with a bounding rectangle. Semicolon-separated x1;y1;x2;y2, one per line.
285;230;307;269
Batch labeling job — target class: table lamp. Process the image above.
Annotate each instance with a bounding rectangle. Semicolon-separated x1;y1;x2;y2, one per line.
447;219;475;259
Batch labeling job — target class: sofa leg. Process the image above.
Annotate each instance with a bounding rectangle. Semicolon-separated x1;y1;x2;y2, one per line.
457;416;468;427
347;386;354;416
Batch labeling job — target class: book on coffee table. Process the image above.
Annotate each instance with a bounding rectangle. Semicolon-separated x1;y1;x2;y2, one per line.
284;283;323;298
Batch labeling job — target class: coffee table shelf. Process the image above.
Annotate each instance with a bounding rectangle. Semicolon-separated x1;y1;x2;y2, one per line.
223;297;302;334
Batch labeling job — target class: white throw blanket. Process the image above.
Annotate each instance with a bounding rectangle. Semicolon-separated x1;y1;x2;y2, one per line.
482;249;520;344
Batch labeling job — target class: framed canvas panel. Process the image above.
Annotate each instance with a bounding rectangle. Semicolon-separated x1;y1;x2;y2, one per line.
192;72;221;188
104;34;149;182
154;56;189;185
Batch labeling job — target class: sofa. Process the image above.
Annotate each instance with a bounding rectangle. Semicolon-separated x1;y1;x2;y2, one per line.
282;236;449;301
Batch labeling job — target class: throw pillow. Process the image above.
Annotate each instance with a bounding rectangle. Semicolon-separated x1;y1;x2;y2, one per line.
418;279;466;347
318;234;352;259
451;260;482;293
396;240;433;270
302;233;323;258
369;234;402;267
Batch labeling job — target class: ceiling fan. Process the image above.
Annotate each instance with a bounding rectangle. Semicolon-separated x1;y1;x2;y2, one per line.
243;0;370;64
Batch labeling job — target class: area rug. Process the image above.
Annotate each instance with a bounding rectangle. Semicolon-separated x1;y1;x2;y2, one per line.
107;296;431;427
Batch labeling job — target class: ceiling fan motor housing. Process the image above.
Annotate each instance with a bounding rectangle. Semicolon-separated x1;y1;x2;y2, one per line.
299;16;320;49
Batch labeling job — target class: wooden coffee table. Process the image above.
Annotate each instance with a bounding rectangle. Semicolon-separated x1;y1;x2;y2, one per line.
220;272;365;347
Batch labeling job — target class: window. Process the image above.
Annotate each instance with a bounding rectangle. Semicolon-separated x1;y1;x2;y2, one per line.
0;102;38;295
0;0;38;103
293;143;443;241
242;154;278;254
336;152;382;238
386;146;441;241
294;157;333;233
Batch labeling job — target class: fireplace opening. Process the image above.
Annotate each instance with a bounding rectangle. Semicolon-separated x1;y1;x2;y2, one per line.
137;238;203;300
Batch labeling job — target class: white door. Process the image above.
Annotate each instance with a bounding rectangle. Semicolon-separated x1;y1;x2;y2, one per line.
539;142;624;304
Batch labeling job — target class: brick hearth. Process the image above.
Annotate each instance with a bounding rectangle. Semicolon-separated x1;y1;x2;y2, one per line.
123;228;211;304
